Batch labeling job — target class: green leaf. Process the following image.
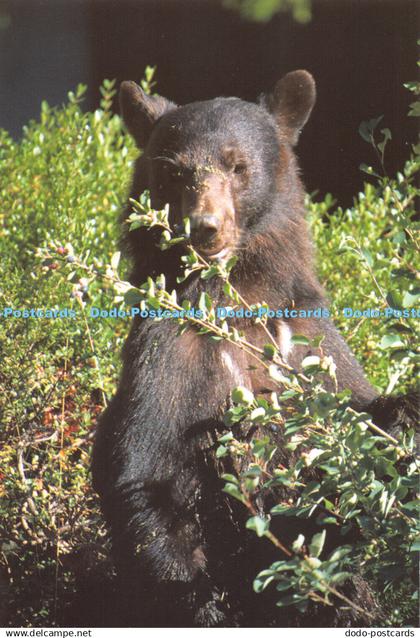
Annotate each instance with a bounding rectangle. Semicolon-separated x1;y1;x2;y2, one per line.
216;445;228;458
198;292;212;314
392;230;406;245
253;575;274;593
221;473;238;484
386;291;402;309
328;546;352;563
381;127;392;141
409;538;420;552
359;163;380;177
124;288;143;306
250;407;266;422
276;594;307;607
231;386;254;405
291;334;310;346
275;581;293;592
309;530;326;558
359;121;372;143
360;248;373;267
401;500;420;512
225;255;238;272
408;101;420;117
303;448;325;466
402;288;420;308
263;343;277;360
222;482;246;504
380;334;404;349
201;265;220;280
183;217;191;236
292;534;305;552
302;355;320;371
246;516;270;537
358;116;383;142
110;251;121;271
311;393;336;417
244;464;262;478
223;281;239;302
268;364;289;384
218;431;234;444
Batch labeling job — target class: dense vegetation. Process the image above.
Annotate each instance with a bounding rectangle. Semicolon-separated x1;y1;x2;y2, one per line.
0;74;418;626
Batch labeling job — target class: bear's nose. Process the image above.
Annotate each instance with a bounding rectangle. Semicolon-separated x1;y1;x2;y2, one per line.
190;214;221;245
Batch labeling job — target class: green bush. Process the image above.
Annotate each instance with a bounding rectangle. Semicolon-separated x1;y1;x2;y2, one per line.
0;75;418;626
0;80;133;625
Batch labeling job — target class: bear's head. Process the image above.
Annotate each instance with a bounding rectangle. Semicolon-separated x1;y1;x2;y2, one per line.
120;71;315;262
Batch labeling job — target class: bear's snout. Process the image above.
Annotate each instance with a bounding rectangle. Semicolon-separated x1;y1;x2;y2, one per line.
190;213;221;247
182;172;237;259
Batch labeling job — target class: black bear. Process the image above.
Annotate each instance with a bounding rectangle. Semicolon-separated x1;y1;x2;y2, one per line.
92;71;416;627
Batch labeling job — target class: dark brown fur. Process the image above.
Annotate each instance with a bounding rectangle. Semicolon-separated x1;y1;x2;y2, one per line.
92;71;417;627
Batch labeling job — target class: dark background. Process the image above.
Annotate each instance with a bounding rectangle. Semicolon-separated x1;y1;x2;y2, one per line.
0;0;418;204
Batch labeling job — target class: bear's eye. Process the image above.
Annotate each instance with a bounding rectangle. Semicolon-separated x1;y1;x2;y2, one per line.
169;169;184;182
161;165;184;185
233;163;247;175
156;158;185;185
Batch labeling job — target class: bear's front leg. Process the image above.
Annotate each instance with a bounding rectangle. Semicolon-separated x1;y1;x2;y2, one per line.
93;393;235;627
114;460;234;626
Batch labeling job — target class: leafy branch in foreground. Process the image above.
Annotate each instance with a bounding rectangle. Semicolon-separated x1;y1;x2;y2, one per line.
219;386;417;619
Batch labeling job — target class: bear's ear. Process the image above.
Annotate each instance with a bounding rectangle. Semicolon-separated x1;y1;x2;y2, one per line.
265;70;316;145
119;81;177;148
